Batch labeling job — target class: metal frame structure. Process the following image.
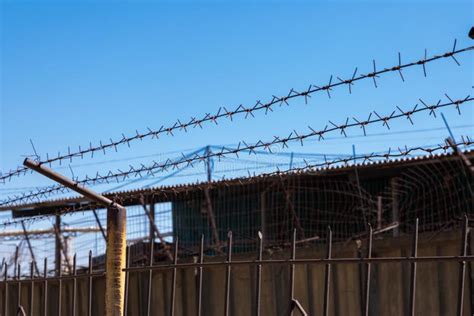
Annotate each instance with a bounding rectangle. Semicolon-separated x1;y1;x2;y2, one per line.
0;217;472;316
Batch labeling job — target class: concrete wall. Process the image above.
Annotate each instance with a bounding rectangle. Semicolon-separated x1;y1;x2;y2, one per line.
1;230;471;316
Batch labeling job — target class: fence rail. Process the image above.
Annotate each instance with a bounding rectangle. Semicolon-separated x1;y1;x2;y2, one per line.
1;216;472;316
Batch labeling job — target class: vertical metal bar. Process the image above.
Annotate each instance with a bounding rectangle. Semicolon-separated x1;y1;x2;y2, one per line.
58;258;62;316
149;202;155;244
457;215;469;316
376;196;382;230
409;218;419;316
206;145;213;182
88;251;92;316
124;246;131;316
17;264;21;312
4;262;8;316
52;219;72;275
279;179;305;239
29;261;34;316
290;228;296;316
105;206;127;316
224;232;233;316
197;235;204;316
123;246;132;316
170;238;179;316
203;188;222;254
323;227;332;316
43;258;48;316
14;246;19;278
352;145;368;228
391;178;400;237
256;231;263;316
72;254;77;316
55;215;61;276
260;192;267;250
364;225;373;316
146;239;154;316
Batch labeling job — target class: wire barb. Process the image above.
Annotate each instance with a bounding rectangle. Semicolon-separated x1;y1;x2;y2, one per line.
2;43;473;184
1;95;472;208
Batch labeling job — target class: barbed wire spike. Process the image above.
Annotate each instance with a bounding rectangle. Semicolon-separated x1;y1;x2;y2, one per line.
2;44;474;184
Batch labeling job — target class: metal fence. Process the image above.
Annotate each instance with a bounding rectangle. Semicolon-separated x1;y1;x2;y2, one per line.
0;39;473;316
1;216;472;316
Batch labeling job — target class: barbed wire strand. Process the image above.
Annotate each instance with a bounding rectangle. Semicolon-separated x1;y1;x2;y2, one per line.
0;138;472;228
1;41;471;184
1;94;472;206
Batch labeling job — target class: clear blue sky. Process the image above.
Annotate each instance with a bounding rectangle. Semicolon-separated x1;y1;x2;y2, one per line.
1;0;473;196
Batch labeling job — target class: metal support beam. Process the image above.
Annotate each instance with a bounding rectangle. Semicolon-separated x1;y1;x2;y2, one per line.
23;158;126;316
55;215;61;276
52;219;72;274
92;208;107;242
0;226;103;239
203;187;222;254
20;221;39;276
139;196;173;261
23;159;124;211
278;177;305;239
149;202;155;244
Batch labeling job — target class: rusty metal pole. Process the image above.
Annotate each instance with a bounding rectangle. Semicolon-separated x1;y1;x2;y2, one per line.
23;158;126;316
105;205;126;316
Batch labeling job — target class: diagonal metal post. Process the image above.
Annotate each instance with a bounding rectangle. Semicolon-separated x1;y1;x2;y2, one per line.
20;221;39;275
91;208;107;242
23;158;126;316
139;196;173;261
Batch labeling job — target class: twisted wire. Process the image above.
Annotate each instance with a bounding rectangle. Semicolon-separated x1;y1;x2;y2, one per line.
1;95;472;206
0;138;472;228
1;41;471;183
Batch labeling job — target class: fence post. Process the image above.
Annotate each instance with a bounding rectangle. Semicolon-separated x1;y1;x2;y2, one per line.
23;158;127;316
106;206;127;316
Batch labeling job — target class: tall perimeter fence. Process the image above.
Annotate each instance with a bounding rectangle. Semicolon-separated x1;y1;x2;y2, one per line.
0;38;473;315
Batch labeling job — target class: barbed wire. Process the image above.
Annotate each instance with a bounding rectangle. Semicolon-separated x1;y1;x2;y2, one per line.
1;94;472;206
0;138;472;228
0;92;472;207
1;41;471;184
